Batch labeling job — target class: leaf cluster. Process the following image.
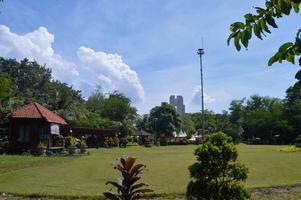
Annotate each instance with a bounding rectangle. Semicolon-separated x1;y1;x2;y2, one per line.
228;0;301;50
104;157;153;200
228;0;301;92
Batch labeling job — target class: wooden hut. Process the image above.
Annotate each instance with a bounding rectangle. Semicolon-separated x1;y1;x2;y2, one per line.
133;130;153;145
8;103;67;151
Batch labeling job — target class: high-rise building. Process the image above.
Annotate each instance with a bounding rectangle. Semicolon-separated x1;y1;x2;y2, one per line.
169;95;185;114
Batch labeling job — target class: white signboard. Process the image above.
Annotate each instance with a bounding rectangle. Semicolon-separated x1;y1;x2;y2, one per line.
50;124;60;135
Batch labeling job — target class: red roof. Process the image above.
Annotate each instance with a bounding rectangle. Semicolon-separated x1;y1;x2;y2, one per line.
9;103;67;125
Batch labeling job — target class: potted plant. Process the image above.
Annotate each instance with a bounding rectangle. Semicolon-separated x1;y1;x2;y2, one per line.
68;145;76;155
80;137;88;154
67;136;77;155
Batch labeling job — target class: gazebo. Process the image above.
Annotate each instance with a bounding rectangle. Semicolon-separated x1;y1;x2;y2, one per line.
8;103;67;151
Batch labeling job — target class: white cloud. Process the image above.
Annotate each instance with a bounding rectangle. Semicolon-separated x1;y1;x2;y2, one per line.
0;25;145;103
77;46;145;102
0;25;79;82
190;86;215;106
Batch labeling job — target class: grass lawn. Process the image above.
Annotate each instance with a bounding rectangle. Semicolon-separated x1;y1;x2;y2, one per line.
0;144;301;198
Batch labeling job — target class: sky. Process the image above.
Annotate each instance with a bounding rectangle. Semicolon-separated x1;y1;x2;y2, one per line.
0;0;300;114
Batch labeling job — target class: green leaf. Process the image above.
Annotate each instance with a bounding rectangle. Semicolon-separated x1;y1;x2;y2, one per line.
103;192;120;200
230;22;244;32
268;52;281;66
281;0;292;15
234;22;245;29
295;70;301;80
259;19;271;33
106;181;124;193
266;15;278;28
279;42;294;52
241;31;249;48
253;24;262;39
293;80;301;91
227;32;239;46
293;3;300;12
130;183;147;192
286;52;295;64
234;33;241;51
244;14;255;23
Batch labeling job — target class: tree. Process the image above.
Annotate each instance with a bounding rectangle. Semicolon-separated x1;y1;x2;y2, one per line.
103;156;153;200
86;87;105;113
135;114;151;132
102;92;137;122
0;73;11;103
216;111;243;143
227;1;301;90
283;87;301;141
180;115;196;138
189;110;217;134
0;73;12;124
149;102;181;138
186;132;250;200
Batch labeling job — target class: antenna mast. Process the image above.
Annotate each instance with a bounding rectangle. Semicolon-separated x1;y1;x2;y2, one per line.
197;47;205;137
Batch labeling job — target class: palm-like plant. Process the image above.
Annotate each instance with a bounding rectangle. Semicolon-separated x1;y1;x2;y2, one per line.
104;156;153;200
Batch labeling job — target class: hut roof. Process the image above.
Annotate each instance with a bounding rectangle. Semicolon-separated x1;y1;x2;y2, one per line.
133;130;152;136
8;103;67;125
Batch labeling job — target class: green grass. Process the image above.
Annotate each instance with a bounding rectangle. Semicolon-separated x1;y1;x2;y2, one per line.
0;144;301;198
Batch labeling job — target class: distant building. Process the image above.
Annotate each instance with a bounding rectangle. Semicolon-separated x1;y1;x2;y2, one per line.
169;95;185;114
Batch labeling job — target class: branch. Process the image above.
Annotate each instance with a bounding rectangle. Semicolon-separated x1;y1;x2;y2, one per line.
227;0;301;51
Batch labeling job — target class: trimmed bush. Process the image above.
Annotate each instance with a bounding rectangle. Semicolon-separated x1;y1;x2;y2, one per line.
186;132;250;200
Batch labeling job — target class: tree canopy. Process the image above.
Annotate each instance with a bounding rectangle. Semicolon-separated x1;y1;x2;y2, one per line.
0;57;138;135
149;102;181;138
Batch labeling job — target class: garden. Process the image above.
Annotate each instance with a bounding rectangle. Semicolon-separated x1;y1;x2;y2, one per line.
0;143;301;199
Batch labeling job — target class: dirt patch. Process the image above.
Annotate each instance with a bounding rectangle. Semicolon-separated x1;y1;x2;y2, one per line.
1;186;301;200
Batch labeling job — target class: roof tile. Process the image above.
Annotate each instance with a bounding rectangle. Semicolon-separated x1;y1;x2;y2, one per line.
9;103;67;125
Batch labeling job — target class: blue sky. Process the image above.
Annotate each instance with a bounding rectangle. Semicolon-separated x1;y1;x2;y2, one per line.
0;0;300;114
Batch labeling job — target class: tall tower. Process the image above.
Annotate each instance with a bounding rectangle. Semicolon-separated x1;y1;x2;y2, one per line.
169;95;176;107
169;95;185;114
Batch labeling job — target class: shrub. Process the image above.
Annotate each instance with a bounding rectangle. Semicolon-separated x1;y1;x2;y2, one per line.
54;135;65;147
36;142;45;156
159;137;168;146
144;137;152;148
113;136;120;147
104;137;109;148
103;156;153;200
65;136;77;149
296;135;301;148
119;137;128;148
65;136;77;155
108;137;114;147
186;132;250;200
